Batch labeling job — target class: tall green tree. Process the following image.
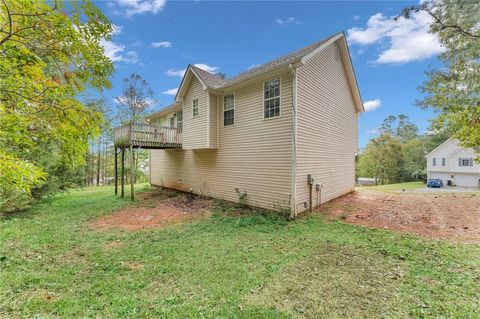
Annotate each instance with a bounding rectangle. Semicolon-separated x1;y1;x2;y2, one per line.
116;73;156;124
402;1;480;151
358;134;403;185
0;0;114;210
115;73;156;184
379;114;418;142
401;138;427;181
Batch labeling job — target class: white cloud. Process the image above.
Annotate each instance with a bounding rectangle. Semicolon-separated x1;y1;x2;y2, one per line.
347;11;444;64
248;64;261;70
193;63;218;73
165;63;219;77
151;41;172;48
367;128;380;134
163;88;178;95
276;17;301;25
353;15;360;21
363;99;381;112
165;68;185;77
101;40;123;62
124;51;139;63
100;40;139;63
118;0;166;17
100;23;139;63
111;24;123;35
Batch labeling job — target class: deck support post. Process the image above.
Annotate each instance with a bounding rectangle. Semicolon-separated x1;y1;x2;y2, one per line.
129;144;134;201
114;147;118;195
121;147;125;198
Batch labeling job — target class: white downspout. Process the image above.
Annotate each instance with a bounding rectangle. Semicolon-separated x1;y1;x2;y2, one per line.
207;92;210;148
289;63;298;218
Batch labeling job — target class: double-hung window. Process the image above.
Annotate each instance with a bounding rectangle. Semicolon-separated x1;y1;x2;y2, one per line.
433;158;436;166
192;99;199;117
264;78;280;119
223;94;234;126
177;111;183;133
442;158;446;166
459;158;473;167
170;116;175;128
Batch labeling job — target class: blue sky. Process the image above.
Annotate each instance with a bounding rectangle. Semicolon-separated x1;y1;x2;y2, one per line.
97;0;443;148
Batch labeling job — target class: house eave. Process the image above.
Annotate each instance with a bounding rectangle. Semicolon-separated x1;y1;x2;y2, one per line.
145;102;182;120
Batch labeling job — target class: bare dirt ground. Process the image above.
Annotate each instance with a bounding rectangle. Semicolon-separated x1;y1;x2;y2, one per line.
93;187;212;231
323;191;480;243
94;186;480;242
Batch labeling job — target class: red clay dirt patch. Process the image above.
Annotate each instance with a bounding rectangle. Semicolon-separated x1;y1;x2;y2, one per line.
93;188;212;231
322;191;480;243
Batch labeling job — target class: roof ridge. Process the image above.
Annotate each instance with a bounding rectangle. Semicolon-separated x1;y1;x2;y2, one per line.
224;32;341;85
186;32;342;89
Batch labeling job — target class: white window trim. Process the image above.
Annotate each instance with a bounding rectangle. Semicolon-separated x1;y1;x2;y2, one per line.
459;157;473;167
263;77;282;120
177;111;183;133
223;92;235;127
192;98;199;118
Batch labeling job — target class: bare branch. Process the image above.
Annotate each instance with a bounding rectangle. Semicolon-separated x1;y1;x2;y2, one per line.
0;0;12;46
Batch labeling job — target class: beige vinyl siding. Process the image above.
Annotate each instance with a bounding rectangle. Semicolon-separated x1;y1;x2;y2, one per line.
151;72;293;211
182;76;209;149
151;114;168;126
295;41;358;213
209;92;218;148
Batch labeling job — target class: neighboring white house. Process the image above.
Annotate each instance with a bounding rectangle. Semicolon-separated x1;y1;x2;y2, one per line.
426;138;480;188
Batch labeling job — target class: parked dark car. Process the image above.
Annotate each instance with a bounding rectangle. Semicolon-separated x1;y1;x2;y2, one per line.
427;179;444;188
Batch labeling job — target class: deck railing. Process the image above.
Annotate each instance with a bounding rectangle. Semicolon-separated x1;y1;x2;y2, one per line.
114;122;182;149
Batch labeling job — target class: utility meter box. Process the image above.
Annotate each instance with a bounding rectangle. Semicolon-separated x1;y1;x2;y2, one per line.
307;174;315;185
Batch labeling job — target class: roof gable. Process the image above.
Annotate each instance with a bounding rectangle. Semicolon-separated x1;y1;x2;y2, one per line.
425;137;452;157
425;138;462;158
190;65;227;88
175;65;207;100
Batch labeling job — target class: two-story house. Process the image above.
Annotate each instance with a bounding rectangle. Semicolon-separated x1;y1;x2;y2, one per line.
426;138;480;188
114;32;363;217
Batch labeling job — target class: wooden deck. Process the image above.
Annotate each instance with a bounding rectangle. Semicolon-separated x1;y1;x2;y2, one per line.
114;122;182;149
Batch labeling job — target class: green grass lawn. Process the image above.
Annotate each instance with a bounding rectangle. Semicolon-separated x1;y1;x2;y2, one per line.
1;186;479;318
356;181;425;192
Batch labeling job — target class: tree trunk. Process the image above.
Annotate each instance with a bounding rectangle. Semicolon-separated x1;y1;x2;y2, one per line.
102;133;106;185
85;148;90;186
96;138;101;186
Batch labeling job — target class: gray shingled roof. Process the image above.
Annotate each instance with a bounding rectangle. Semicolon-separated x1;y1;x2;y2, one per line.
190;33;339;89
190;65;228;88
